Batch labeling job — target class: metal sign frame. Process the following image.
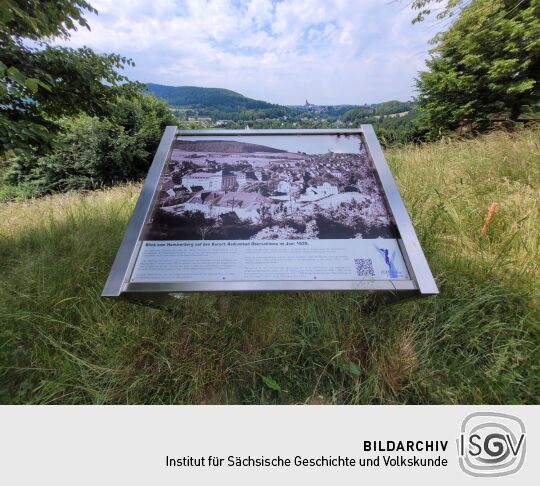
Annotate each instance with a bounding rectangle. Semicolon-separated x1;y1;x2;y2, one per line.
102;126;438;301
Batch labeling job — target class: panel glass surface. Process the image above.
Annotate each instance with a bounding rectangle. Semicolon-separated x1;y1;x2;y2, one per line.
129;134;410;285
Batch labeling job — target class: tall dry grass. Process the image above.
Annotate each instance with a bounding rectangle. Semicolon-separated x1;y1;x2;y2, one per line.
387;129;539;292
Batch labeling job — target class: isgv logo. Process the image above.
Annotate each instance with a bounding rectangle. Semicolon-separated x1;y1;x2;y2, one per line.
457;412;526;477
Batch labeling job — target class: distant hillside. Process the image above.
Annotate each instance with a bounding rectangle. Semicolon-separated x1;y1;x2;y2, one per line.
175;140;286;153
146;84;275;110
342;101;415;123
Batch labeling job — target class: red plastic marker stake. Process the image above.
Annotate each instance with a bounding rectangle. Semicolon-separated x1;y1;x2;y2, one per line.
480;202;497;236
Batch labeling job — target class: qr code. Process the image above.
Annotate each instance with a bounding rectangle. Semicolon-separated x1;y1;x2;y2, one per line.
354;258;375;277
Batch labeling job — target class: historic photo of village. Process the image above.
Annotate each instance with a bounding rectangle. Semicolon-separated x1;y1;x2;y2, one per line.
143;138;396;241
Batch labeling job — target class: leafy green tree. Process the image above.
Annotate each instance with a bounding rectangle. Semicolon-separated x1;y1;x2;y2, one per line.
415;0;540;135
0;0;139;155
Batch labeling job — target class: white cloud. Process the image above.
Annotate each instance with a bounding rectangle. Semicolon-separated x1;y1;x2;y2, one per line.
59;0;433;104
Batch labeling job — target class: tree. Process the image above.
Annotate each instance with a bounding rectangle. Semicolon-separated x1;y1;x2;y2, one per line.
411;0;466;24
5;93;175;193
414;0;540;135
0;0;139;155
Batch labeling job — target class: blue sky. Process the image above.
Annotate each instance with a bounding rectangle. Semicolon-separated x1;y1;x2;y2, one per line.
61;0;436;105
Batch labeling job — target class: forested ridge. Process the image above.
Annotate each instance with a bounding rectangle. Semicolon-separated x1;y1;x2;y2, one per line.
146;83;276;109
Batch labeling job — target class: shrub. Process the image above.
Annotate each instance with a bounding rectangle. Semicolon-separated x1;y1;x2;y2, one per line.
5;93;175;194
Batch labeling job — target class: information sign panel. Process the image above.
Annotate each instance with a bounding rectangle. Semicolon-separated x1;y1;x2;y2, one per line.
102;127;438;301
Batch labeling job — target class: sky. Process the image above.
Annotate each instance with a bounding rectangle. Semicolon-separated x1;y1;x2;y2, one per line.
60;0;436;105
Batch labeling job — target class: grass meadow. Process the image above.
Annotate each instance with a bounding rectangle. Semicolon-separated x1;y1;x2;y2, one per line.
1;129;538;404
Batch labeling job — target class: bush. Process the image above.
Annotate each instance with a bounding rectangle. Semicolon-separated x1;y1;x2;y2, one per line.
5;93;175;194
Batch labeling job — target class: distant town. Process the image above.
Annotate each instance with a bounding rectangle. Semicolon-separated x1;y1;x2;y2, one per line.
173;99;406;128
144;139;395;241
146;84;417;144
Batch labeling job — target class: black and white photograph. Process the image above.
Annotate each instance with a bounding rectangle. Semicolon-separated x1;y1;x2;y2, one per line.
143;135;396;240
